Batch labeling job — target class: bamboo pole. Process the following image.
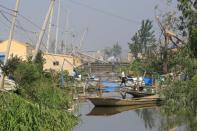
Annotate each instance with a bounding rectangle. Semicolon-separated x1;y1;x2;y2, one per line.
32;0;55;61
46;4;54;53
0;0;20;89
64;8;70;53
55;0;61;54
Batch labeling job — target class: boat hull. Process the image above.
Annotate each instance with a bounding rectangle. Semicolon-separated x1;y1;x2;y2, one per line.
88;96;161;107
126;91;155;98
87;103;158;116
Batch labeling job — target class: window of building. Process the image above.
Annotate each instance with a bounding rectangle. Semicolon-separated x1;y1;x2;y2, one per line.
53;61;59;66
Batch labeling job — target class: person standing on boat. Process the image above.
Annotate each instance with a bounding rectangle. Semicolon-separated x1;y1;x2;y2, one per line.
120;71;127;87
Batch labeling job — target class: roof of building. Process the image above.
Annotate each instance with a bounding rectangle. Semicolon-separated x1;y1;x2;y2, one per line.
44;52;77;58
0;39;34;48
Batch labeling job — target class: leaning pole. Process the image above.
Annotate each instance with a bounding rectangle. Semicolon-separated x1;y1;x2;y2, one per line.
0;0;20;89
32;0;55;61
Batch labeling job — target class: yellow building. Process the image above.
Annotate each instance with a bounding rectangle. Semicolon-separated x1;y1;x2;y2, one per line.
0;39;82;75
0;39;34;60
43;53;82;75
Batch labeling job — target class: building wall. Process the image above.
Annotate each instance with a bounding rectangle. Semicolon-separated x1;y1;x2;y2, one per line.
0;40;82;74
43;53;82;75
0;40;33;60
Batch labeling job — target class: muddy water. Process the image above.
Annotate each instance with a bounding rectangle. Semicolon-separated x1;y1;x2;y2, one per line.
73;92;184;131
74;102;156;131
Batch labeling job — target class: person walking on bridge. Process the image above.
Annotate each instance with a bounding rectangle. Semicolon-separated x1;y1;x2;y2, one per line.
120;71;127;87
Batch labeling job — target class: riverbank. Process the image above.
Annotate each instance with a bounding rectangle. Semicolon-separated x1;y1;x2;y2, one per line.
0;92;78;130
0;92;78;131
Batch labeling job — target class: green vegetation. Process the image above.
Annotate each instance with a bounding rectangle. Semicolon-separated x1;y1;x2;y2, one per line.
176;0;197;57
158;1;197;130
126;19;161;76
160;74;197;130
0;93;78;131
0;52;78;131
126;1;197;130
113;1;197;130
128;19;156;58
0;55;22;76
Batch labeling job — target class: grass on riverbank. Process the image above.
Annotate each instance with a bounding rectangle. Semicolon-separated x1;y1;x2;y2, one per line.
0;53;79;130
0;92;78;131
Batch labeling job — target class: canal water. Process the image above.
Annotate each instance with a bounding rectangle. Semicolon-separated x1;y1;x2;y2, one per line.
73;79;188;131
73;92;185;131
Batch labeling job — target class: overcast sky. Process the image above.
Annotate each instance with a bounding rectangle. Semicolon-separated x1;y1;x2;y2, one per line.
0;0;176;52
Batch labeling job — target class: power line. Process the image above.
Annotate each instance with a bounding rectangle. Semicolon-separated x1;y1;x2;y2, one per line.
0;4;81;57
0;4;75;42
0;4;41;29
0;15;58;66
17;20;37;44
0;4;72;70
0;10;37;34
0;7;55;54
18;13;41;30
0;13;37;45
0;4;16;12
68;0;140;24
0;16;10;29
0;10;37;47
0;9;68;46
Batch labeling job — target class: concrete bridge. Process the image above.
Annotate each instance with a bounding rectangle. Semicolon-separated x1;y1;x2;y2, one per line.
82;62;129;73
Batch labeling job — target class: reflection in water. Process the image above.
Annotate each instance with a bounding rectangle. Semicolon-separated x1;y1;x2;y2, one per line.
158;104;197;131
73;71;197;131
87;104;158;116
135;108;156;130
135;106;187;131
74;100;192;131
74;92;196;130
96;89;103;97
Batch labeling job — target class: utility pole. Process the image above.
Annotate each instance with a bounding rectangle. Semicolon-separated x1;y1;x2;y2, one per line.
64;8;70;54
32;0;55;61
0;0;20;89
55;0;61;54
71;33;75;54
78;28;88;52
46;4;54;53
61;40;65;53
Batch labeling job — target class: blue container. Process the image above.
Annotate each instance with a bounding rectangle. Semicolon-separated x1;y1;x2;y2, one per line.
0;52;5;62
143;77;154;86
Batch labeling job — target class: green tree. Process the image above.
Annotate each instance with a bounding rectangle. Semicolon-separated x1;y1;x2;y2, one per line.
0;55;22;76
138;19;156;53
33;51;45;72
128;19;156;57
158;1;197;130
176;0;197;57
128;33;141;58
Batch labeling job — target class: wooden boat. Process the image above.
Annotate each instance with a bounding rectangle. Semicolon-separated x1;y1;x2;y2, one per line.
88;95;161;107
87;103;159;116
126;91;155;98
